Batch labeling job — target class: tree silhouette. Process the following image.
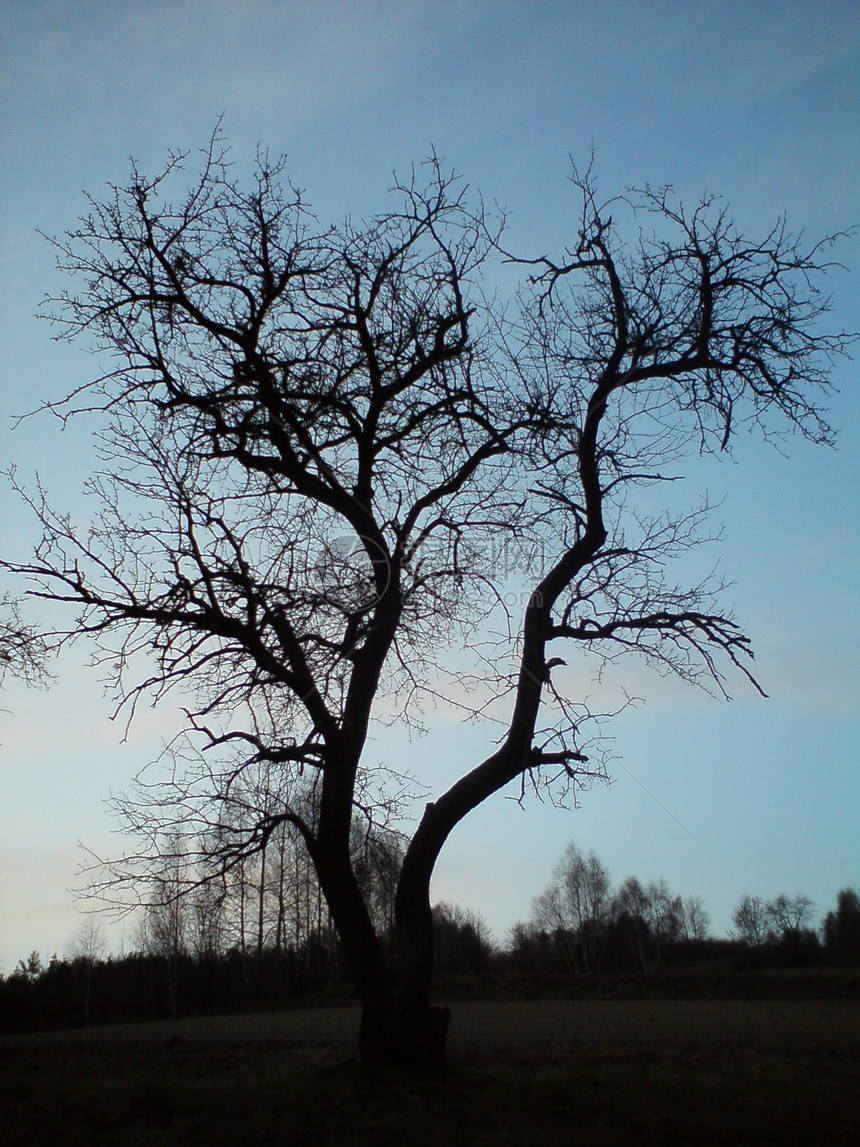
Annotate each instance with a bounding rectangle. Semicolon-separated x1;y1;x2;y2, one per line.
7;130;851;1065
68;917;105;1026
822;888;860;958
731;894;771;946
766;893;815;942
533;841;612;972
678;894;710;942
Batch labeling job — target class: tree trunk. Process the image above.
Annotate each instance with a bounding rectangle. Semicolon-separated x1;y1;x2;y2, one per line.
256;838;267;987
358;992;451;1068
83;962;92;1027
356;840;451;1068
312;827;451;1068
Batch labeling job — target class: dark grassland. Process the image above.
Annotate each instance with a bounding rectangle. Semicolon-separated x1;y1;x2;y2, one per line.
3;993;858;1146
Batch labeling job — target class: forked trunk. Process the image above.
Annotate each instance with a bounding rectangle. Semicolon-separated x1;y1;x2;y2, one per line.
358;992;451;1068
314;838;449;1066
357;839;452;1067
356;896;450;1067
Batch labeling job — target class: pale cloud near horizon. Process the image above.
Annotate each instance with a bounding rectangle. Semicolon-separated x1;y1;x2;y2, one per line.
0;842;89;971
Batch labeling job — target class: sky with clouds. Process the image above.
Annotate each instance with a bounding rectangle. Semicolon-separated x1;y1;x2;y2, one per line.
1;0;858;969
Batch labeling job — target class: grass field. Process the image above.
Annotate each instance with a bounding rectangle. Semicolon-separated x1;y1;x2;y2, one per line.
3;999;859;1145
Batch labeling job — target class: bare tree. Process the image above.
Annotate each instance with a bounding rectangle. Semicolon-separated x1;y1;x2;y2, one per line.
532;884;585;974
822;888;860;957
766;893;815;941
613;875;652;971
136;845;190;1016
678;894;710;941
610;876;685;968
533;841;612;972
68;916;106;1026
8;130;850;1065
188;876;227;962
650;882;683;935
731;894;770;946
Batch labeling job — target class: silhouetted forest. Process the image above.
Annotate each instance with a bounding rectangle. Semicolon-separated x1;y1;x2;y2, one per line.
3;841;858;1035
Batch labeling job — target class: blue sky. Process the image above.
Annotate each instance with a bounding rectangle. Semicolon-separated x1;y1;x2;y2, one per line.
1;0;858;968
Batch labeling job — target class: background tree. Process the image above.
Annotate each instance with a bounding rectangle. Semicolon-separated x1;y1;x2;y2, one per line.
8;133;849;1065
678;894;710;942
431;903;495;977
15;952;44;983
822;888;860;959
612;875;652;971
136;848;189;1016
608;875;683;971
643;879;684;963
68;917;105;1026
532;881;584;974
188;877;227;964
765;893;815;943
504;920;559;977
533;841;612;972
731;894;771;946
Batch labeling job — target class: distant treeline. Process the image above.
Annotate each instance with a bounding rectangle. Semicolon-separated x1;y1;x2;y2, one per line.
508;843;860;977
2;840;858;1035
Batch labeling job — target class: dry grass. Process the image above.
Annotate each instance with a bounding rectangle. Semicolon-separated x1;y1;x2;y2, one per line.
3;1000;859;1145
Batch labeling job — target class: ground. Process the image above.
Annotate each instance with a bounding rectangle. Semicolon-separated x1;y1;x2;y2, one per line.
2;999;859;1145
